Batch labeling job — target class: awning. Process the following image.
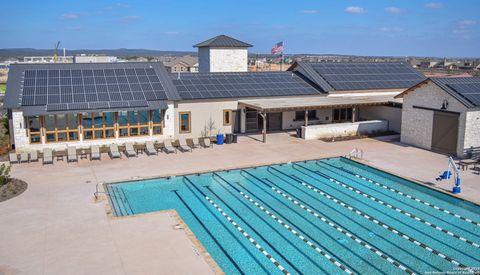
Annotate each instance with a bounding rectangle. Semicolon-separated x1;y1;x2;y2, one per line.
22;100;169;116
238;95;402;112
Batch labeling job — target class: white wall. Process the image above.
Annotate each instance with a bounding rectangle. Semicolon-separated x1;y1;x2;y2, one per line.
400;82;468;156
301;120;388;140
282;109;332;130
198;47;248;73
359;106;402;133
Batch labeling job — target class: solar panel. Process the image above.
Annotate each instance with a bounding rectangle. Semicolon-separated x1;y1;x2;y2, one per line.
20;66;169;112
311;63;425;91
170;72;319;100
448;83;480;106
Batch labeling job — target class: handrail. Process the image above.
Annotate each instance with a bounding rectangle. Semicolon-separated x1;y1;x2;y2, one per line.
345;148;363;159
94;183;104;199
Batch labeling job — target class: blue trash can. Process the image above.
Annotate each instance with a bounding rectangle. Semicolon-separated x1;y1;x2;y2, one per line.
216;134;224;145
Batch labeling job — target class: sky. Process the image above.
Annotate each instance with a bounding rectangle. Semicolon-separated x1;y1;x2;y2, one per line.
1;0;479;57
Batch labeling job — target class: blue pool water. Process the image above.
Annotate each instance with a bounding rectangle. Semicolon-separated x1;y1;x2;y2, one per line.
107;157;480;275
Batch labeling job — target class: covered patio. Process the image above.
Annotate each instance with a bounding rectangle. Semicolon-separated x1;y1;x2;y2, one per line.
239;95;402;142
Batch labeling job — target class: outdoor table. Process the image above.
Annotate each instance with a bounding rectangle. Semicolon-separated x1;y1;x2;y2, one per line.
459;159;478;171
80;150;88;160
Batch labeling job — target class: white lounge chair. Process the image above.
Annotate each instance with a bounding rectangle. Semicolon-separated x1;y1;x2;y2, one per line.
145;141;157;155
43;148;53;165
91;145;100;160
29;150;38;162
9;152;18;164
178;138;192;152
109;144;121;159
191;138;201;149
125;143;137;158
162;139;176;154
67;147;77;162
202;138;213;148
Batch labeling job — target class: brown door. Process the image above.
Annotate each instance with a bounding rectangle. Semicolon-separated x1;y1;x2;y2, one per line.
431;111;459;155
267;112;282;131
245;108;258;133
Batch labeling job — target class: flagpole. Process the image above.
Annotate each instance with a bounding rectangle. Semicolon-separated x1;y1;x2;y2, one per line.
281;41;284;71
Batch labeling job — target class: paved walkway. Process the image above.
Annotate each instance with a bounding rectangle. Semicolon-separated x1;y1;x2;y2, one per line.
1;133;479;275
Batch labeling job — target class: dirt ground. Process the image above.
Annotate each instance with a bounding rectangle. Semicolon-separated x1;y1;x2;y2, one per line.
0;179;27;202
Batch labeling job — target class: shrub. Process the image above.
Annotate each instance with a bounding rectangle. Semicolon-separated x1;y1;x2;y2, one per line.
0;163;11;185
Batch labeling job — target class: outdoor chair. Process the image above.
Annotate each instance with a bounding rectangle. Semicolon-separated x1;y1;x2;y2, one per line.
202;138;213;148
178;138;192;152
162;139;177;154
191;138;201;149
9;152;18;164
43;148;53;165
124;143;137;158
90;145;101;160
145;141;158;155
67;147;78;162
19;153;29;163
109;144;121;159
29;150;38;162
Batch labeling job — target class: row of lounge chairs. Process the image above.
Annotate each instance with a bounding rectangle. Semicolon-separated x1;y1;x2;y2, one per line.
10;137;213;165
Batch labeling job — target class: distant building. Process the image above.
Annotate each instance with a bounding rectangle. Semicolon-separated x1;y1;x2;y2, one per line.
194;34;252;73
164;56;198;73
74;55;118;63
22;56;73;64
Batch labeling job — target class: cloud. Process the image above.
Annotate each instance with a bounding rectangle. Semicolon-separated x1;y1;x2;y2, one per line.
301;9;319;14
424;2;443;9
459;20;477;26
345;6;366;14
119;15;140;23
165;31;180;35
379;27;403;32
60;13;80;20
453;19;477;38
384;7;403;14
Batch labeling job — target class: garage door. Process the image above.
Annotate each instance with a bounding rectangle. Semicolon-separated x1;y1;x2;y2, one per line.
267;112;282;131
431;111;459;155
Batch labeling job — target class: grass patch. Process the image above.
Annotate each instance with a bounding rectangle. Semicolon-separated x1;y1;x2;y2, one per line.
0;83;5;94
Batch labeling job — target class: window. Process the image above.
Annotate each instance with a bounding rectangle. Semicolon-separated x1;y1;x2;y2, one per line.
44;114;79;143
295;110;317;121
223;110;232;126
179;112;191;133
82;112;115;140
151;110;163;135
333;108;353;122
27;116;42;144
117;111;150;137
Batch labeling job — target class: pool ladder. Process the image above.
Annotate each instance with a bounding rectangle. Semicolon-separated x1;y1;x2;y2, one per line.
346;148;363;160
93;183;104;200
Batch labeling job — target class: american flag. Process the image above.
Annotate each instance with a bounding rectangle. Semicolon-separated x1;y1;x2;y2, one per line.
271;41;284;55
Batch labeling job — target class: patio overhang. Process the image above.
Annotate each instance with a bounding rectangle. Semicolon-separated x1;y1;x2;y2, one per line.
238;95;402;112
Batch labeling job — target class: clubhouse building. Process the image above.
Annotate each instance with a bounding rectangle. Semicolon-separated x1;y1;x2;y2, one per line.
6;35;433;152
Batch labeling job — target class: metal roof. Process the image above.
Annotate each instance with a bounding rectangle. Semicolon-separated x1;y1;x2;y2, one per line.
289;62;426;92
193;35;253;48
430;77;480;108
170;71;322;100
4;62;179;116
239;95;399;112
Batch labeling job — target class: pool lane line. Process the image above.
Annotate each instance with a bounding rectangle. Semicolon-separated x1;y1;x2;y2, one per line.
296;163;480;249
205;186;303;275
172;190;245;275
210;175;329;274
213;172;356;275
286;166;473;270
262;177;415;275
108;185;125;216
183;177;290;275
318;160;480;229
118;187;134;215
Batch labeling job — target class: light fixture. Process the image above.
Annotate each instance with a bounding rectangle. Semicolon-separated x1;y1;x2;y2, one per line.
441;99;449;110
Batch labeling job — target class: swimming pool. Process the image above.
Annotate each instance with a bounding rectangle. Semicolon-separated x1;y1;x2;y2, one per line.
106;157;480;274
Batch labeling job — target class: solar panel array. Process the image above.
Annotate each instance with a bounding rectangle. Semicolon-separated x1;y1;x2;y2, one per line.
21;67;167;111
447;82;480;107
171;72;319;99
311;63;425;90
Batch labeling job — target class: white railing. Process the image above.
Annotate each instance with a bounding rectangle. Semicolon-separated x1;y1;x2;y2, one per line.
346;148;363;160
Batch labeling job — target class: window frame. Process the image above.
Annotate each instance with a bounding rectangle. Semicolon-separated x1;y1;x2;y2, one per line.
44;114;80;143
117;111;151;138
332;108;353;123
179;111;191;133
151;110;164;135
27;116;43;144
82;112;116;140
223;109;232;126
294;110;318;121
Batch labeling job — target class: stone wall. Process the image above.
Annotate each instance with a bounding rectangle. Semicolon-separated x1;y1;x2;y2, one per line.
464;110;480;151
200;48;248;73
12;110;29;150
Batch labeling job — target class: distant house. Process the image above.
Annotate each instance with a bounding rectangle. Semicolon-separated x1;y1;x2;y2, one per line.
74;55;118;63
164;56;198;73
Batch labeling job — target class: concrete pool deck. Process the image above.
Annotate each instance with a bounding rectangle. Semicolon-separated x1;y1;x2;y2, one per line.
1;132;479;275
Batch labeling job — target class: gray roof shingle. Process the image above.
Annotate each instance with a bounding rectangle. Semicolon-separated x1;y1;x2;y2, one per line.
193;35;253;48
430;77;480;108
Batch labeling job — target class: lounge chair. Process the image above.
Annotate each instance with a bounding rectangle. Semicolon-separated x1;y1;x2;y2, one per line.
29;150;38;162
145;141;158;156
91;145;101;160
178;138;192;152
162;139;177;154
109;144;121;159
9;152;18;164
191;138;201;149
67;147;77;162
43;148;53;165
202;138;213;148
124;143;137;158
19;152;29;163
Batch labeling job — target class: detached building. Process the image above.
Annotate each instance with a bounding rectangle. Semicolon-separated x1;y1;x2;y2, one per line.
397;77;480;157
4;35;426;151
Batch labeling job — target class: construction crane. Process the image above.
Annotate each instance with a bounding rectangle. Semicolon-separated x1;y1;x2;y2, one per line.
53;41;61;63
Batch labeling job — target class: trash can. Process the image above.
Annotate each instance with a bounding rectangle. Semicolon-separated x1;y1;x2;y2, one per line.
216;134;224;145
296;128;302;138
225;133;233;144
232;134;238;143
